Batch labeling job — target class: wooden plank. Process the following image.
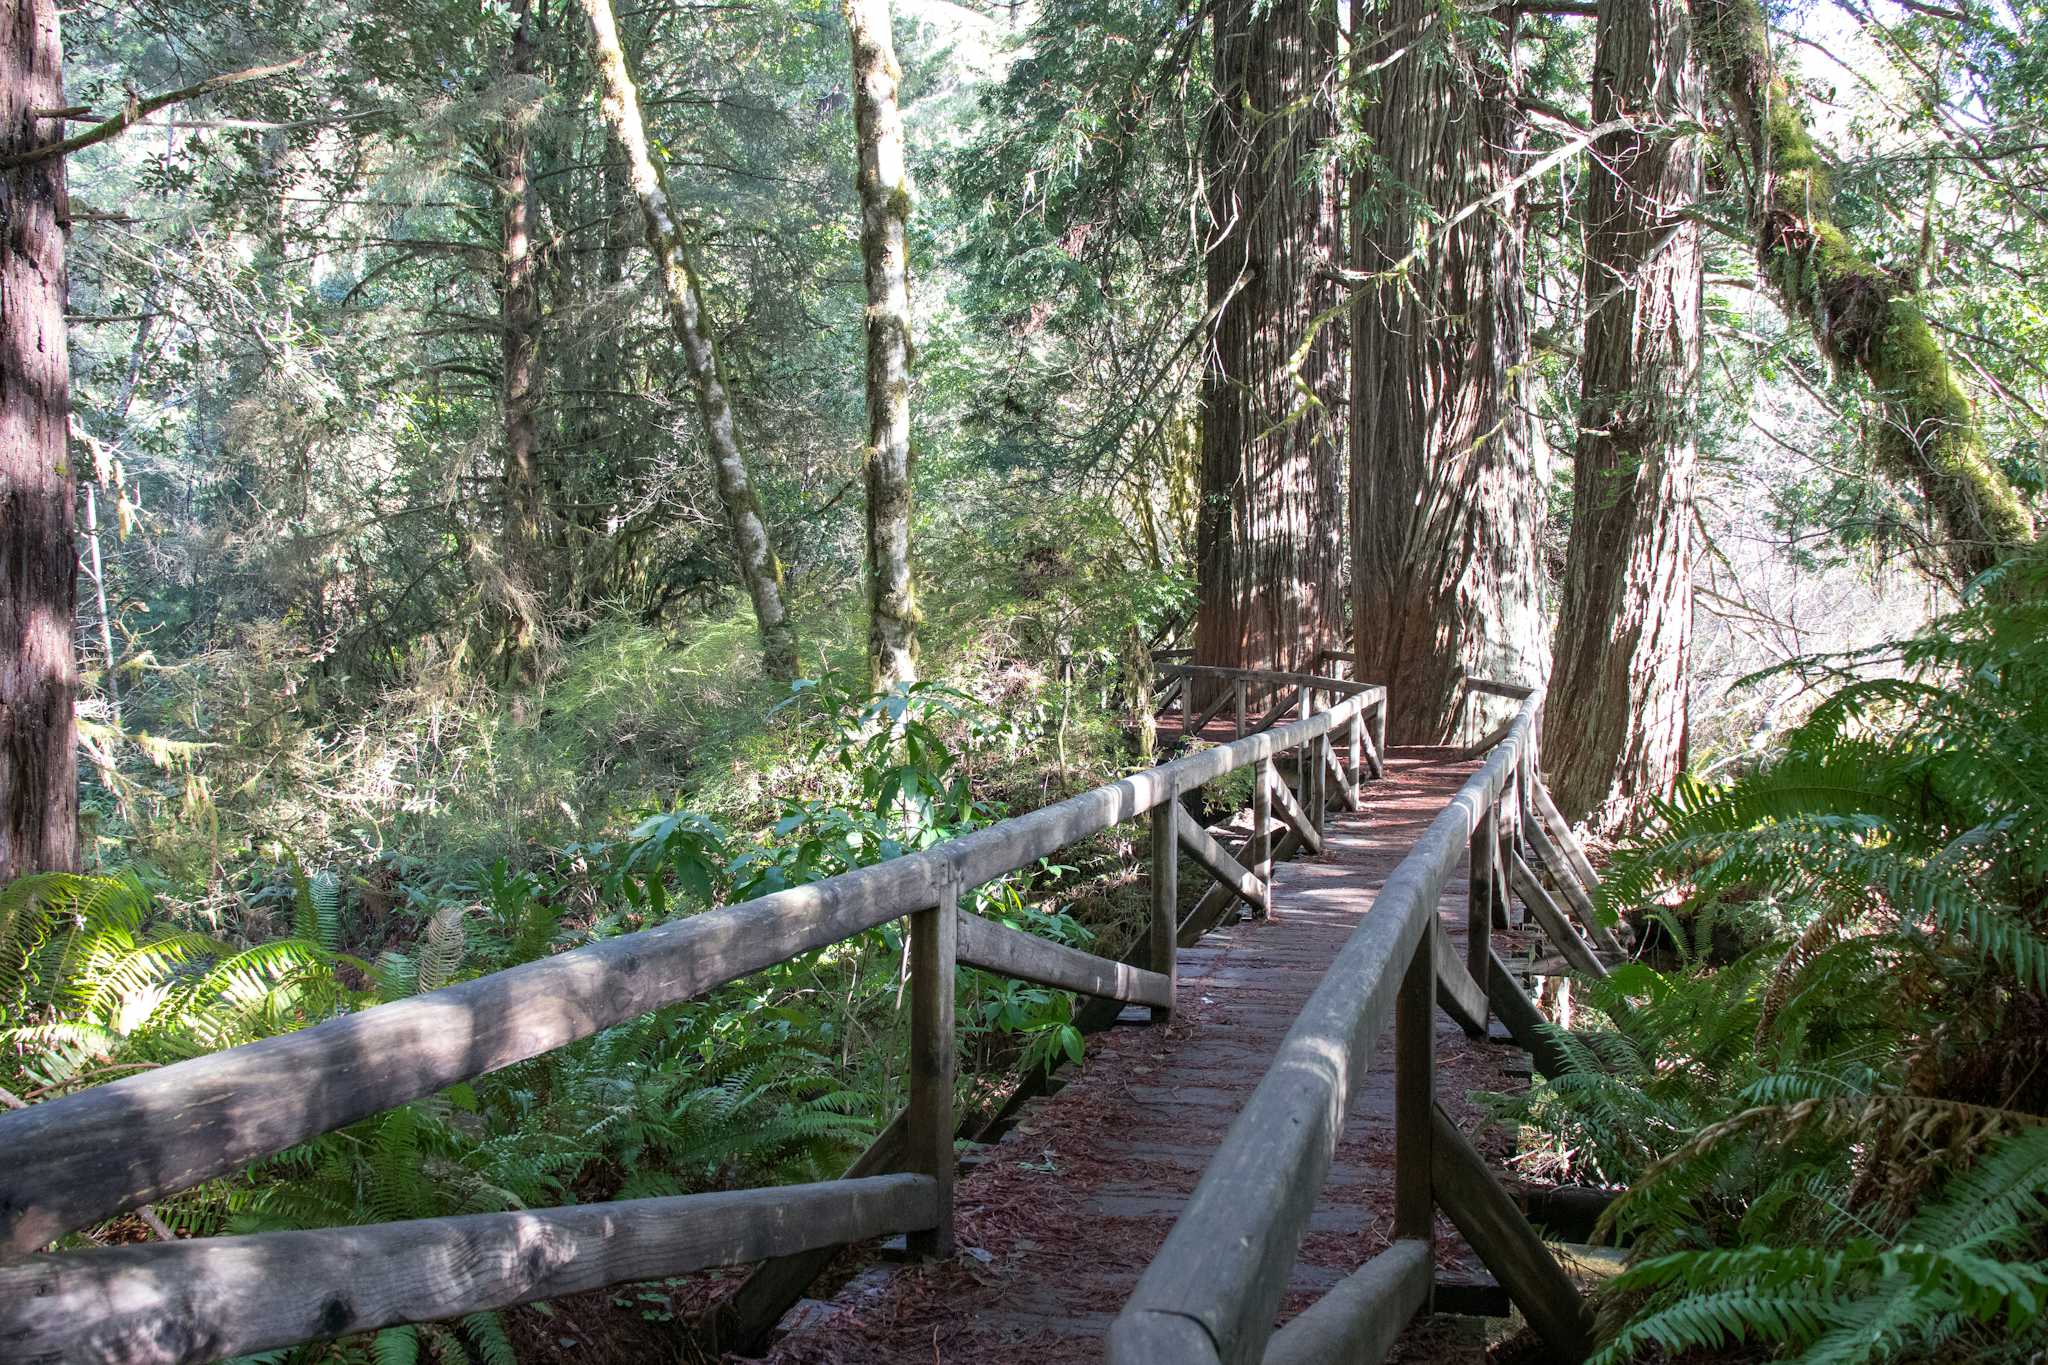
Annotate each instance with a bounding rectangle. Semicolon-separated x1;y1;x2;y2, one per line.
1394;935;1434;1243
1243;689;1297;741
1507;854;1609;982
1429;1104;1593;1362
1434;921;1488;1039
1533;779;1602;889
1458;717;1515;760
1109;702;1539;1365
1178;828;1302;949
0;1175;938;1365
1463;677;1535;700
0;688;1377;1255
1176;804;1267;916
1485;948;1570;1082
1253;754;1275;882
1150;775;1180;1018
1525;818;1627;957
1324;740;1360;814
907;883;957;1259
1267;768;1325;856
706;1113;909;1355
1468;802;1497;985
957;910;1172;1009
1185;681;1237;738
1158;662;1378;699
1260;1239;1431;1365
1233;680;1248;739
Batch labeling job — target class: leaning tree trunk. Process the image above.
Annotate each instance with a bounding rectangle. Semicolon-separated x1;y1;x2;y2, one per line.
846;0;919;693
0;0;77;882
1690;0;2032;585
494;0;545;672
576;0;799;681
1545;0;1703;832
1189;0;1347;699
1350;2;1549;744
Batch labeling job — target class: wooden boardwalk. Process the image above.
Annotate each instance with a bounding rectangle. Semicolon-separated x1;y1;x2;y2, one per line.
762;748;1532;1364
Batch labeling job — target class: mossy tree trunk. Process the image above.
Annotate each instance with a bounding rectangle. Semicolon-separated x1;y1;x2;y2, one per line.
1349;3;1548;743
846;0;919;694
493;0;545;674
1690;0;2034;585
1545;0;1702;832
577;0;799;682
0;0;78;882
1189;0;1348;704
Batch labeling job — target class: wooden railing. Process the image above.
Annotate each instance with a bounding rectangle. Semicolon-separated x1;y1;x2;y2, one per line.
1107;686;1603;1365
0;672;1387;1364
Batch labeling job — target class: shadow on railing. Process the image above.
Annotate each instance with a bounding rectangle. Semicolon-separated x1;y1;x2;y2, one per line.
1107;684;1608;1365
0;667;1387;1363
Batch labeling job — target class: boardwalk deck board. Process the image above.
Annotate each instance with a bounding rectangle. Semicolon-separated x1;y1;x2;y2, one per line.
759;749;1538;1365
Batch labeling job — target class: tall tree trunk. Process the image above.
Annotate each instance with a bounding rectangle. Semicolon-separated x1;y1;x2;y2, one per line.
846;0;919;693
1544;0;1702;832
1690;0;2033;585
0;0;77;881
495;0;545;670
1349;4;1548;743
1189;0;1347;695
576;0;799;681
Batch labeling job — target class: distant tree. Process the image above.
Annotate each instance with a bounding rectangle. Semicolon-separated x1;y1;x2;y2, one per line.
577;0;799;681
1189;0;1347;689
1350;4;1549;743
846;0;919;692
493;0;545;673
1545;0;1703;831
0;0;78;880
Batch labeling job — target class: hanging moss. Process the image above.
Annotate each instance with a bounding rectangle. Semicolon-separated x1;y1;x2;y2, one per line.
1691;0;2035;583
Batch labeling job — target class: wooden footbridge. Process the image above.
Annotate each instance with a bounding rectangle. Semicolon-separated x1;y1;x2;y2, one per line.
0;658;1625;1365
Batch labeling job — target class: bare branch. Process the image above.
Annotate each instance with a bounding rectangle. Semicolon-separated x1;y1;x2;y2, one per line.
0;55;309;171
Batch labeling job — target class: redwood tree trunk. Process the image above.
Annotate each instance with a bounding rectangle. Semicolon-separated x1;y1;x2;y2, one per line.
1189;0;1346;693
577;0;799;681
1349;4;1548;743
846;0;919;693
1545;0;1702;832
0;0;77;880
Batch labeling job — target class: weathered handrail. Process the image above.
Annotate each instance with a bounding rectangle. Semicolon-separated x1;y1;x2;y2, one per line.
1107;688;1596;1365
0;668;1385;1363
0;1175;937;1361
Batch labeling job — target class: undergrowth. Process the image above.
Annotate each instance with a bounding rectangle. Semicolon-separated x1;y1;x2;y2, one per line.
1497;549;2048;1365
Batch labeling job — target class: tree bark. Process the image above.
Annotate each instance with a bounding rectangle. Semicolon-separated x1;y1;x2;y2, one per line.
1690;0;2033;586
0;0;77;881
1189;0;1347;695
1544;0;1702;832
576;0;799;681
1349;3;1549;744
846;0;919;693
495;0;545;670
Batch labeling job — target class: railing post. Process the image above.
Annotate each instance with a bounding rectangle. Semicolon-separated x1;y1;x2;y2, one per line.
1233;679;1247;739
1149;777;1179;1021
907;875;958;1259
1395;924;1436;1271
1347;710;1363;803
1468;799;1497;1001
1253;753;1276;898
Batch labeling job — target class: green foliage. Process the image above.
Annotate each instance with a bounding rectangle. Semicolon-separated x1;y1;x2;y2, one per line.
1500;552;2048;1363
